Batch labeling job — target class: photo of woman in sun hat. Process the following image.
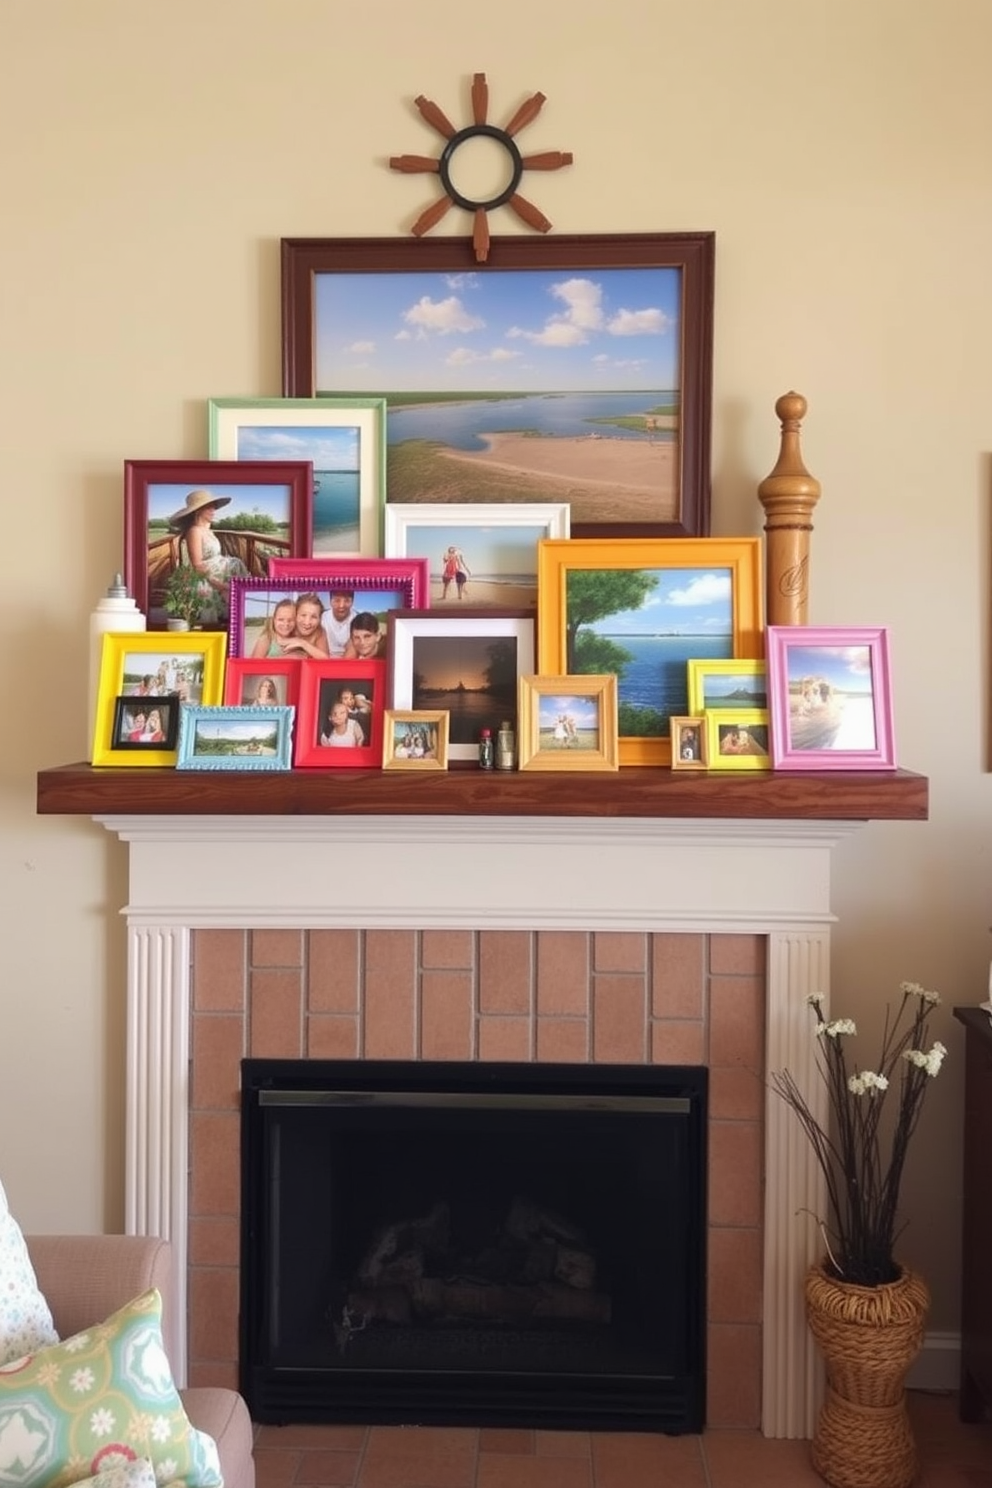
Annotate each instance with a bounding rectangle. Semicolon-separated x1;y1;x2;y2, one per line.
167;489;250;626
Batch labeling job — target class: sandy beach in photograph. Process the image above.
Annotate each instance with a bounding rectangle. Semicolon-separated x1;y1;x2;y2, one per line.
438;433;678;524
428;578;537;608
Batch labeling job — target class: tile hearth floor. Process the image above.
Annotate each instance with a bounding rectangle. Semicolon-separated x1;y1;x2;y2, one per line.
253;1391;991;1488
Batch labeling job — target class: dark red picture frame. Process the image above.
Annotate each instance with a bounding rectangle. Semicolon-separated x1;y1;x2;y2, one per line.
123;459;313;630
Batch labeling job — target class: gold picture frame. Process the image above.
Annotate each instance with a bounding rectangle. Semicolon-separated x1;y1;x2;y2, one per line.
517;674;619;772
382;710;450;771
536;537;764;766
92;630;228;767
669;716;708;770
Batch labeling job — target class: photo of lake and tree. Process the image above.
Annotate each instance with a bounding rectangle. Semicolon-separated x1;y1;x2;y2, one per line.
312;264;684;526
565;567;735;738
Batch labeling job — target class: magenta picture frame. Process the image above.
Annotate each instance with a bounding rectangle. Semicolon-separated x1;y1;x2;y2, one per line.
266;556;430;606
766;625;896;770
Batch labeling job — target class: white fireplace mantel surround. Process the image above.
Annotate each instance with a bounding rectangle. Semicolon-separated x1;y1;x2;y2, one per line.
101;811;851;1439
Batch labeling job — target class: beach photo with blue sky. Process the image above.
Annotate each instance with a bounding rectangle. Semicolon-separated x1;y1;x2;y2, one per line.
314;266;683;523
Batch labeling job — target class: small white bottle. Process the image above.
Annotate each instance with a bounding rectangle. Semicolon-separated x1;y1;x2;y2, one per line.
87;574;146;761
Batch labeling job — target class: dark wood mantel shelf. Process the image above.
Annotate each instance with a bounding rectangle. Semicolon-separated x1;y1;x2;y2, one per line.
37;761;929;821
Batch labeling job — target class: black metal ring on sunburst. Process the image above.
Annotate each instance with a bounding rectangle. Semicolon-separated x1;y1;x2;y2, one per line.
438;124;524;212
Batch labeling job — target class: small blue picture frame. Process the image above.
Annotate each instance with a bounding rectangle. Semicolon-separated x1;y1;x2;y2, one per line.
176;704;294;771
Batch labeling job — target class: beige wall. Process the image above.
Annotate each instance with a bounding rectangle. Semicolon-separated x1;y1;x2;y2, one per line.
2;1;990;1333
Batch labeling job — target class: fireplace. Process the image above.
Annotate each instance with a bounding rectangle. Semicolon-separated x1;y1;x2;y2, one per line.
240;1058;708;1432
94;809;859;1437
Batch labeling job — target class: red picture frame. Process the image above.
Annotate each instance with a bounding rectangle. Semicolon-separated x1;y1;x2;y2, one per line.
294;659;386;768
223;657;303;711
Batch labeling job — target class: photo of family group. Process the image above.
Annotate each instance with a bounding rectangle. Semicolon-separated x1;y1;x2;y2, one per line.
383;710;449;771
315;675;375;751
231;583;399;662
120;649;207;705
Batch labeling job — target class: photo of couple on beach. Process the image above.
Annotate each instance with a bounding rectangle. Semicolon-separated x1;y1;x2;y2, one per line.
312;264;684;526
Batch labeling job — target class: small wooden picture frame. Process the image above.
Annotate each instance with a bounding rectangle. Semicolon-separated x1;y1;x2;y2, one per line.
382;710;449;771
517;674;619;772
669;716;708;770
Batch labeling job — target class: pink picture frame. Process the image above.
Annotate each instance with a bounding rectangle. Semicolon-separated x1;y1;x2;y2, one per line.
766;625;896;770
228;559;430;661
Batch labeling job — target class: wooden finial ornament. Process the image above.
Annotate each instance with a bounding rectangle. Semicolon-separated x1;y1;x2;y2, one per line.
390;74;573;262
757;391;821;627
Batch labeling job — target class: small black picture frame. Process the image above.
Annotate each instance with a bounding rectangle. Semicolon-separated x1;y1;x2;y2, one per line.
111;695;180;752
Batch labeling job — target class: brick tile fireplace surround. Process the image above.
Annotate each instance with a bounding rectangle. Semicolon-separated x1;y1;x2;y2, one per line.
99;811;851;1440
188;925;764;1428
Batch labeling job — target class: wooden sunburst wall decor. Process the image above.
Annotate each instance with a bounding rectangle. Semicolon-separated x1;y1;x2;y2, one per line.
389;73;573;263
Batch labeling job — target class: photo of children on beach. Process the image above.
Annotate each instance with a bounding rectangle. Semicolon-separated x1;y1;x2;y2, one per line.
313;265;683;525
537;695;600;753
784;645;877;753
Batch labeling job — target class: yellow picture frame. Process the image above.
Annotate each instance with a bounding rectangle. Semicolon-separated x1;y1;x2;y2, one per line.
686;657;767;718
704;708;772;771
517;674;619;772
382;710;450;771
92;630;228;767
536;537;764;766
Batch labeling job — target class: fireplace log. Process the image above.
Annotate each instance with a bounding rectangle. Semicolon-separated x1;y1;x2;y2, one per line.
504;1194;585;1245
407;1277;610;1324
356;1200;451;1282
553;1245;596;1290
345;1285;413;1324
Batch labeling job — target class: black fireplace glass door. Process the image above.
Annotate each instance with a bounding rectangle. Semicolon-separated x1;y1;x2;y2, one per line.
241;1060;707;1433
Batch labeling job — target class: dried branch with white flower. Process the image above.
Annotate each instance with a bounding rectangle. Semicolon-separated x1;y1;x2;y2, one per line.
772;981;946;1287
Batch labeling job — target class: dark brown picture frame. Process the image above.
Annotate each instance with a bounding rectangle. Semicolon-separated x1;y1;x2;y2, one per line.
281;233;714;538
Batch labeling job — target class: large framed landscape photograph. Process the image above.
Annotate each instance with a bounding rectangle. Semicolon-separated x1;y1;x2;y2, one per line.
537;537;763;766
282;234;715;538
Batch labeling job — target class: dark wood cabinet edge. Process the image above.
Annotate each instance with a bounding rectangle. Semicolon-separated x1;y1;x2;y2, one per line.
953;1007;992;1045
36;761;929;822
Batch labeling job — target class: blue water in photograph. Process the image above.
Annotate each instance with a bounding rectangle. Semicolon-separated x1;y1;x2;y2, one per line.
606;634;732;719
312;469;360;543
703;673;768;709
388;392;676;449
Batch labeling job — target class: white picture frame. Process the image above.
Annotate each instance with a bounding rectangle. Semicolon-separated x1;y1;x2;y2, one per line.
383;501;569;610
208;396;386;558
388;608;536;761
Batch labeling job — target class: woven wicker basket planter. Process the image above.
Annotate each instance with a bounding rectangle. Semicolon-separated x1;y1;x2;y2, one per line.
805;1261;930;1488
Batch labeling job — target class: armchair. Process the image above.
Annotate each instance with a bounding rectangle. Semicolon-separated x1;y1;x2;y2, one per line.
26;1234;254;1488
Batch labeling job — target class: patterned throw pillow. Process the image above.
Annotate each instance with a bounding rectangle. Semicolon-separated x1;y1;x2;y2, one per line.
72;1461;156;1488
0;1288;222;1488
0;1176;58;1366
